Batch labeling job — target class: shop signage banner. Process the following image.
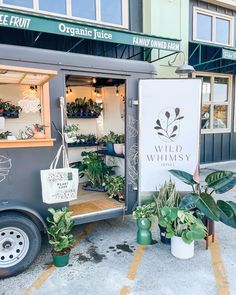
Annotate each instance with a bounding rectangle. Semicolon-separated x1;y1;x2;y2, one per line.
139;79;202;192
0;9;180;51
222;48;236;61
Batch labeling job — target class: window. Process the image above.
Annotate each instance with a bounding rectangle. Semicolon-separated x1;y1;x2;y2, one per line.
193;7;234;46
196;73;232;133
39;0;66;15
3;0;33;8
1;0;129;28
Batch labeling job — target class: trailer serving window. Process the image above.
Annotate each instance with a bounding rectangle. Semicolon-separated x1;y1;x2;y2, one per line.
0;65;57;148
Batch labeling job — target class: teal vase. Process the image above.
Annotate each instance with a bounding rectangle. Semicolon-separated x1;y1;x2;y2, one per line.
52;251;70;267
137;218;152;245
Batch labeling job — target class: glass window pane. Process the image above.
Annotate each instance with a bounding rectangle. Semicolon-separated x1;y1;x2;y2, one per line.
201;105;211;129
71;0;96;20
197;13;212;41
39;0;66;14
213;105;228;129
216;18;230;44
214;77;228;102
197;76;211;102
101;0;122;25
3;0;33;8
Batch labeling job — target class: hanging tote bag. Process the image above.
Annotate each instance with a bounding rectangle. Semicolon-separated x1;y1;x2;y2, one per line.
40;145;79;204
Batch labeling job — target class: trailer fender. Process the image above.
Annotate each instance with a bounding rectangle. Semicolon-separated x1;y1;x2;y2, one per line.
0;201;47;232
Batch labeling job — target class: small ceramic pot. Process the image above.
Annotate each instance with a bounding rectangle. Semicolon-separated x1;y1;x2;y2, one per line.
137;218;152;245
52;251;70;267
114;143;123;155
106;143;114;153
171;236;194;259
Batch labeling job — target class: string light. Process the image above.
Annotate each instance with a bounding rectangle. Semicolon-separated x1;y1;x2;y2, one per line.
92;77;97;84
116;85;119;97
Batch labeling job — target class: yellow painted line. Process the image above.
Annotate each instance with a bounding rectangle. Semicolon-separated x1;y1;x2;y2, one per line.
126;245;146;280
119;285;131;295
209;237;231;295
22;223;96;295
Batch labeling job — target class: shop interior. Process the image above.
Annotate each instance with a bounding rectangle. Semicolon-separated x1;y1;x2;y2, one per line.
65;75;126;216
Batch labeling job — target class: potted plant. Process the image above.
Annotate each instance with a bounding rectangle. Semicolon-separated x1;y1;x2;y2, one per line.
159;206;207;259
64;124;79;143
0;99;22;118
0;131;12;139
104;175;125;202
100;131;118;153
114;134;125;155
33;124;46;139
155;180;180;244
133;202;156;245
169;169;236;230
47;207;75;267
76;151;114;191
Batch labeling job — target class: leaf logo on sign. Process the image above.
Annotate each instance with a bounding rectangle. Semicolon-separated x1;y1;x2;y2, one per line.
154;107;184;142
0;155;12;183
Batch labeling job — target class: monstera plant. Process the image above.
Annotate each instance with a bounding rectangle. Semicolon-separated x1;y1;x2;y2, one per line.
169;169;236;229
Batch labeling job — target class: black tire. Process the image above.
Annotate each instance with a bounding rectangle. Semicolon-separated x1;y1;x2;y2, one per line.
0;212;42;279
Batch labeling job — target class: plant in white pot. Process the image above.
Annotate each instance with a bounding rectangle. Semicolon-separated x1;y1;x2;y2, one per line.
114;134;125;155
159;207;207;259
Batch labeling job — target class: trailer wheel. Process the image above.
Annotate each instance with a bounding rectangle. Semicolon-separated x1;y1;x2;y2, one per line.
0;212;41;278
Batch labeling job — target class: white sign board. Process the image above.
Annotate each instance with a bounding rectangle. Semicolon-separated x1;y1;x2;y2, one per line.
139;79;202;192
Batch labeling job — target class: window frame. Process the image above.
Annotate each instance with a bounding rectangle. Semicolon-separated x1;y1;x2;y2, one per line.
0;0;129;29
0;64;57;148
193;72;232;134
193;7;234;47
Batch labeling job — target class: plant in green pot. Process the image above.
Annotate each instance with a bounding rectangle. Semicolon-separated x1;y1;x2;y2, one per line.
64;124;79;143
159;206;207;259
47;207;75;267
155;180;180;244
133;202;156;245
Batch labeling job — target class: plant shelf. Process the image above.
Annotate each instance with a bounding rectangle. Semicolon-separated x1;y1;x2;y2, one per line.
96;150;125;159
0;138;56;148
67;114;100;119
68;142;99;148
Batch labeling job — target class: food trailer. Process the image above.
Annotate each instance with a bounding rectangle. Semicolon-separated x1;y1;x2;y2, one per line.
0;43;158;277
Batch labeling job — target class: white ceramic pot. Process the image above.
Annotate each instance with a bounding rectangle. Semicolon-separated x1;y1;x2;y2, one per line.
114;143;123;155
64;133;76;143
171;236;194;259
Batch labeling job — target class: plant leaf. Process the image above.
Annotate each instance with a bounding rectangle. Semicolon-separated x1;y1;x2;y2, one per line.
157;132;165;136
165;111;170;119
205;171;234;192
175;108;180;117
156;119;161;127
179;193;199;210
176;116;184;120
170;134;176;138
154;126;162;130
169;169;197;186
172;125;178;132
217;200;236;229
196;193;220;221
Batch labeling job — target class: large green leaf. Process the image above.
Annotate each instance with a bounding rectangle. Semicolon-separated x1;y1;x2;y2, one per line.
205;171;235;193
196;193;220;221
179;193;199;210
217;200;236;229
169;169;197;186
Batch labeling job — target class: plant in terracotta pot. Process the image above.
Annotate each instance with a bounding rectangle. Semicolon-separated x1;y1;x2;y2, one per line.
114;134;125;155
47;207;75;267
133;202;156;245
159;206;207;259
104;175;125;202
33;124;46;139
155;180;180;244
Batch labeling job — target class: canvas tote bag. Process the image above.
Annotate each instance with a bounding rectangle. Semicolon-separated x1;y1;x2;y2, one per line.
40;145;79;204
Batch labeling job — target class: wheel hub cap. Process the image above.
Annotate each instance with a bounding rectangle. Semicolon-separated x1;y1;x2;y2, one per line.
0;227;29;268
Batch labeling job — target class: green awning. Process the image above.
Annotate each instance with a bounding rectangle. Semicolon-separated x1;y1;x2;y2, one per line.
189;41;236;74
0;8;180;53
